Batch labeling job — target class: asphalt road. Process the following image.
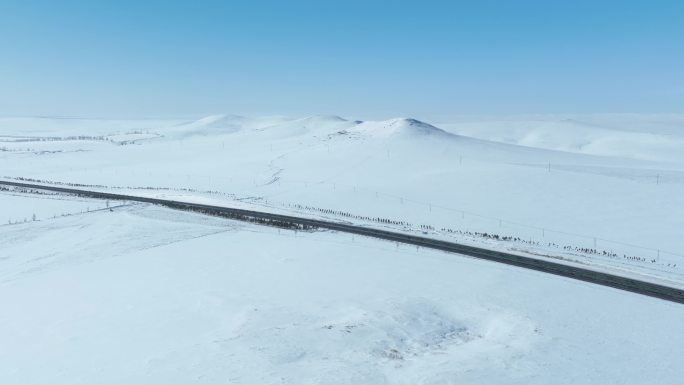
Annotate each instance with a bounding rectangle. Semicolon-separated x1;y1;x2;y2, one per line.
2;179;683;305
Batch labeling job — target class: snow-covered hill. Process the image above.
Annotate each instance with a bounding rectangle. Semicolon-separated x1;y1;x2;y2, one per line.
438;114;684;162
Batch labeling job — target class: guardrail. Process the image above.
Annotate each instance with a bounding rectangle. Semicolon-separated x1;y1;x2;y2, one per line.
2;179;683;305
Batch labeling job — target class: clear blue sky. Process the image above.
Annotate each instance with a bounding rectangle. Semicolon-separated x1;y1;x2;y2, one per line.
1;0;683;119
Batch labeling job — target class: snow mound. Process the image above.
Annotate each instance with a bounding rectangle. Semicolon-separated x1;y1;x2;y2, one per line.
352;118;454;139
148;114;459;142
272;115;349;128
383;118;449;136
165;114;245;138
300;115;348;124
253;115;353;138
190;114;245;127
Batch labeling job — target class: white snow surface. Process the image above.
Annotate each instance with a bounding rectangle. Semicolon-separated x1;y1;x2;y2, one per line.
1;114;684;383
1;203;683;384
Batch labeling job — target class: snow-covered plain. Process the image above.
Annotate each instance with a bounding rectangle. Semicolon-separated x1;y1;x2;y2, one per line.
1;203;684;384
1;114;684;383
